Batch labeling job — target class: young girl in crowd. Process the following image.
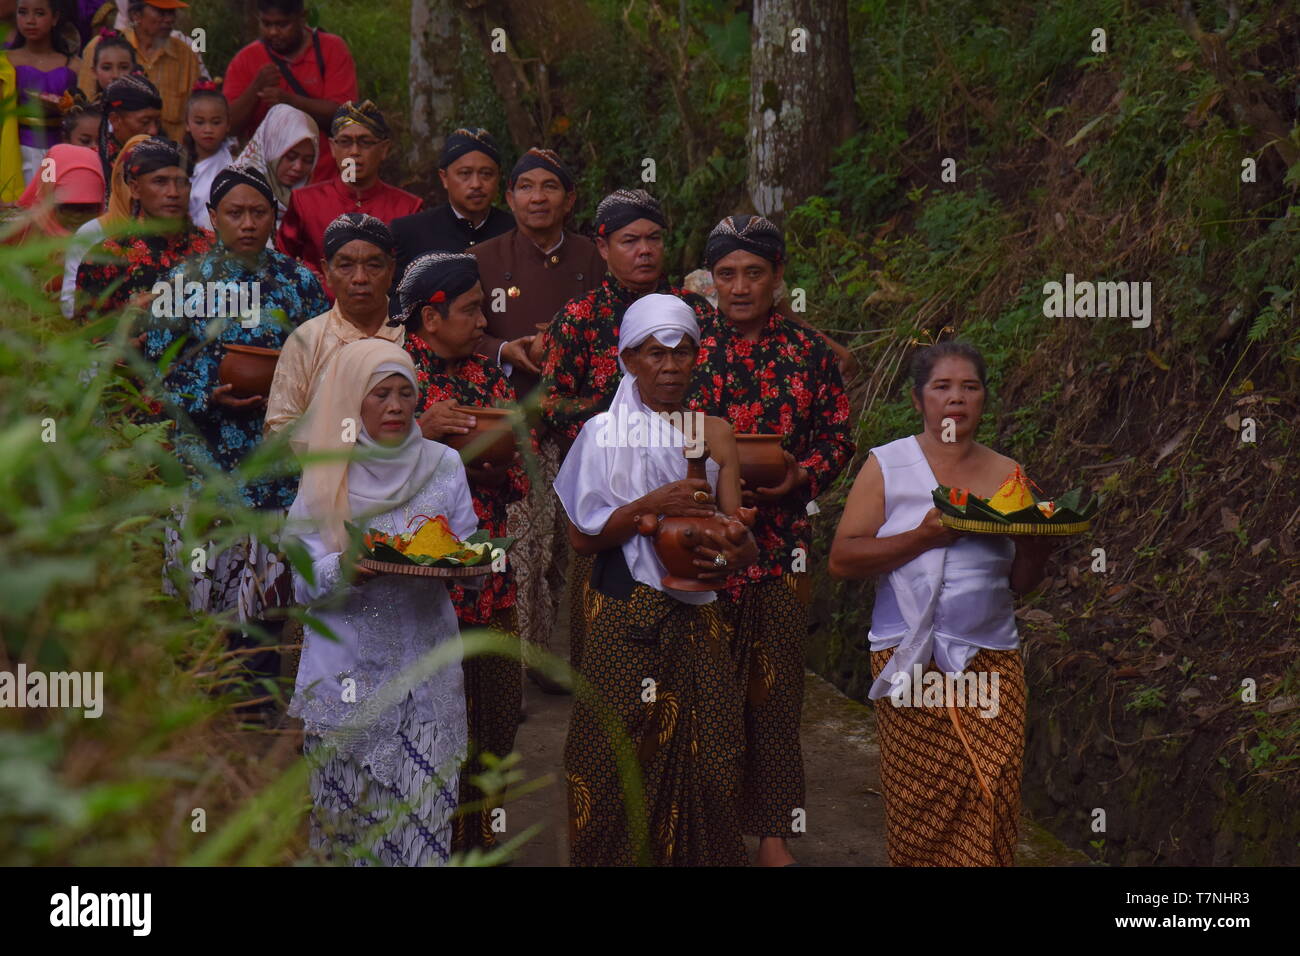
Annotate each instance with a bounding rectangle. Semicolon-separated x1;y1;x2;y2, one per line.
79;27;137;98
183;80;232;232
59;87;100;148
6;0;81;184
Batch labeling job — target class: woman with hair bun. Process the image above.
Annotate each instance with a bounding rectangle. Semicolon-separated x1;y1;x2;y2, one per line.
829;340;1057;867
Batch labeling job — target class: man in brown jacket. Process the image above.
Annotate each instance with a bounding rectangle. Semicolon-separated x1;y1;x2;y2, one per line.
472;148;603;692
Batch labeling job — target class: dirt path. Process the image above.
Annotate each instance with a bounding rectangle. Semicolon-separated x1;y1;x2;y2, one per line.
504;591;1085;867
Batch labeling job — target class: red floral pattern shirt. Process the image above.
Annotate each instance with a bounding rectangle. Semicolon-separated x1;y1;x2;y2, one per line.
405;333;535;626
539;275;715;441
690;309;855;589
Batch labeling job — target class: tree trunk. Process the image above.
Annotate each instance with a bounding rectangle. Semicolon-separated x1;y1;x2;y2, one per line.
409;0;461;171
456;0;545;150
748;0;856;219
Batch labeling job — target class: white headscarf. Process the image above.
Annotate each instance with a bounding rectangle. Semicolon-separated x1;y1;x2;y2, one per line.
234;104;320;217
553;294;717;604
288;339;453;553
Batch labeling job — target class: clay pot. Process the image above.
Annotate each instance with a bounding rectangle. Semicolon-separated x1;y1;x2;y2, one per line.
636;507;757;592
218;343;280;399
735;433;787;491
444;404;519;467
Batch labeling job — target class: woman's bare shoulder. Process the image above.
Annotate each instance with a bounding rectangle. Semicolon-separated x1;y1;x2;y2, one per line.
976;443;1020;474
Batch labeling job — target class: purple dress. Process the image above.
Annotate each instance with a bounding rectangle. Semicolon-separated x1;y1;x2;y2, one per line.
15;62;77;150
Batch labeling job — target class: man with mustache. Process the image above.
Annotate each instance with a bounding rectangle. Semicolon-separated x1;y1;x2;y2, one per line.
74;135;212;319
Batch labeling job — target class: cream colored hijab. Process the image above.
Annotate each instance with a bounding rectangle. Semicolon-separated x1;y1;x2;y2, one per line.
288;338;452;553
234;104;320;214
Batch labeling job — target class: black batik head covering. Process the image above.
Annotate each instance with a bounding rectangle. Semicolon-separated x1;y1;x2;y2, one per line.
123;136;190;181
594;187;666;238
98;73;163;185
330;99;391;140
704;214;786;269
438;127;501;169
323;212;397;260
207;164;277;211
392;252;480;330
509;147;573;191
102;72;162;115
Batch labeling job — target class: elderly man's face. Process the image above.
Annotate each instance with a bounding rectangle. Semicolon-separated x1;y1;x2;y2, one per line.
325;239;395;316
135;3;176;39
623;334;698;410
506;168;573;234
331;127;390;186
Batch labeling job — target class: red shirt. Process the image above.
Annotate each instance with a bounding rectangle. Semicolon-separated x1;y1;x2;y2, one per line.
277;176;423;293
223;30;358;184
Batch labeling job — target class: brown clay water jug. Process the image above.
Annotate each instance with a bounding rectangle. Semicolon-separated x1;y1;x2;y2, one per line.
444;404;519;467
636;443;756;591
218;343;280;399
734;433;786;491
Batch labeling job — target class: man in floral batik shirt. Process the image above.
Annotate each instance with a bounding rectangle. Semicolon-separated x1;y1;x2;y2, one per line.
74;136;212;321
538;188;714;671
690;214;854;867
396;251;536;853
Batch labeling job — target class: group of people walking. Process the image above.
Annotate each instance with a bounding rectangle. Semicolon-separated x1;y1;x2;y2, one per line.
8;0;1053;868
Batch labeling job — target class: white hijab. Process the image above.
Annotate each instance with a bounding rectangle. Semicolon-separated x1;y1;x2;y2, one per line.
553;294;718;604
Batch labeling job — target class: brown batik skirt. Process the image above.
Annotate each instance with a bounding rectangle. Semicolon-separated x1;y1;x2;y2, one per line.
722;574;810;839
564;585;746;866
567;550;593;671
869;645;1026;866
453;606;523;854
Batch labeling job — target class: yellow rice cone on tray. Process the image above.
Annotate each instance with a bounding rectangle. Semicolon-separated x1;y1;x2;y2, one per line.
405;515;462;558
935;466;1095;536
986;465;1035;514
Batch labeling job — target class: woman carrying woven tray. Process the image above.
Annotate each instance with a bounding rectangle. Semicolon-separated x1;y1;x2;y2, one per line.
285;337;478;866
829;341;1056;866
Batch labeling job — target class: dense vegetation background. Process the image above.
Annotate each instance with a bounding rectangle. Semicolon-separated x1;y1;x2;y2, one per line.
2;0;1297;865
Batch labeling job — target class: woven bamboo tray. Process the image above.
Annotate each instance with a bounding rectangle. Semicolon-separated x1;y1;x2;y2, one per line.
358;558;494;578
940;515;1091;535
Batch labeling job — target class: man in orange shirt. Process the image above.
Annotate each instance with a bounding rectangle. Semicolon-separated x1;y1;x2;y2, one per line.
77;1;200;142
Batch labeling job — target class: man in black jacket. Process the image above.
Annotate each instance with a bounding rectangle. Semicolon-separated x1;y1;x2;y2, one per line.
391;127;515;287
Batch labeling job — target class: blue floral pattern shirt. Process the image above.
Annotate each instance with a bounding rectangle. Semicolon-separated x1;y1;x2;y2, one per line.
150;241;329;509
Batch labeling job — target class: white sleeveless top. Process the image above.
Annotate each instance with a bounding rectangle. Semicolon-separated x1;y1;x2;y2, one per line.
866;435;1018;700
